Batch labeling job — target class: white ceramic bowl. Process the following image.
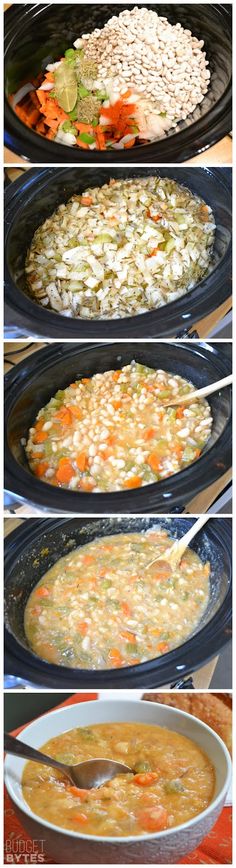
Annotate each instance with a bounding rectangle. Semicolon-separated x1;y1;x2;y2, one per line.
5;699;231;865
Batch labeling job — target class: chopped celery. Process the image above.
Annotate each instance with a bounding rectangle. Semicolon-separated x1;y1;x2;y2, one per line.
165;238;176;254
68;236;79;247
165;779;185;794
55;389;65;400
79;132;95;144
134;363;153;375
95;233;113;243
78;84;90;98
68;107;78;121
101;579;112;589
135;760;152;773
166;408;176;420
95;90;107;100
126;643;138;654
62;120;73;132
65;49;75;60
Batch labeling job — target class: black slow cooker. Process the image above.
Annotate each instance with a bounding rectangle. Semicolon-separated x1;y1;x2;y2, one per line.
4;4;232;163
4;341;232;514
4;167;232;339
4;516;232;688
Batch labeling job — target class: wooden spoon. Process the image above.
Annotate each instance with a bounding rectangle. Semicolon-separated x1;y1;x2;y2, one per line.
145;514;210;572
163;374;232;406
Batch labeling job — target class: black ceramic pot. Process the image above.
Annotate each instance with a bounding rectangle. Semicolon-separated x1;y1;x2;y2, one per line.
4;3;232;163
4;516;232;688
4;341;232;514
4;167;232;339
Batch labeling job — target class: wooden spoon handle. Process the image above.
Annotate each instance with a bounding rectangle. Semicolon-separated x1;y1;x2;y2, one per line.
168;515;210;566
170;374;232;406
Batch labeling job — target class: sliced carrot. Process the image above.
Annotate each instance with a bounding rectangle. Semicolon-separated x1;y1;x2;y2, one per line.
120;630;136;642
73;813;88;824
176;406;185;419
133;772;159;787
32;451;44;459
80;195;93;205
157;641;169;654
108;648;123;667
68;787;88;799
81;378;90;384
54;407;72;425
79;478;95;491
82;555;95;565
112;400;122;410
173;444;184;458
123;476;142;489
77;621;88;636
194;448;201;458
124;137;135;148
76;452;88;472
77;138;89;149
147;453;162;473
56;457;74;484
107;433;116;446
26;108;41;125
148;246;159;257
35;586;50;598
34;460;49;477
96;126;106;150
69;405;82;419
35;418;45;431
33;429;48;443
144;428;156;440
121;602;131;617
138;806;168;832
122;89;133;99
76;124;94;134
112;370;121;381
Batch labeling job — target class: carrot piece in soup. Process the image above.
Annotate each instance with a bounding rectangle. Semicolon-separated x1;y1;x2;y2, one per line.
133;772;159;786
123;476;142;489
56;458;74;484
34;461;49;477
35;586;50;598
138;806;168;832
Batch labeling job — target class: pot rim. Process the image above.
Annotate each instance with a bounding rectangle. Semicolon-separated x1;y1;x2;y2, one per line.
4;699;232;843
4;4;232;164
4;167;232;339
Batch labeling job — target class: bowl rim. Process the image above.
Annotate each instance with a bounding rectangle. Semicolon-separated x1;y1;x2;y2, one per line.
4;699;232;844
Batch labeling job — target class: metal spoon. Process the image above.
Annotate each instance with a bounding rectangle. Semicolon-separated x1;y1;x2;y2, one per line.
4;732;133;789
145;514;210;572
163;374;232;407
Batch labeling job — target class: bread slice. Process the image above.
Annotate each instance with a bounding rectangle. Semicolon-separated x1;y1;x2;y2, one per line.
142;692;232;755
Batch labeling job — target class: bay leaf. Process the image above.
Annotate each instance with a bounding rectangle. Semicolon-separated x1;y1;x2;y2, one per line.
54;62;77;113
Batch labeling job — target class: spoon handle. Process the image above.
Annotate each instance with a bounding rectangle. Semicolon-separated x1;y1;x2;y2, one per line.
171;374;232;405
169;515;210;564
4;733;67;775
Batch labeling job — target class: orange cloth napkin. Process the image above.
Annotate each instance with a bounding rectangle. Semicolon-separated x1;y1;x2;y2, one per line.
4;693;232;864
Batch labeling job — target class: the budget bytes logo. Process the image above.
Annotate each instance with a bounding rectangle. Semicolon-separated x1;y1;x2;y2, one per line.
4;837;46;863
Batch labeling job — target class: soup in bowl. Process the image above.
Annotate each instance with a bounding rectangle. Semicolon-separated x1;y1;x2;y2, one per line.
4;699;231;864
